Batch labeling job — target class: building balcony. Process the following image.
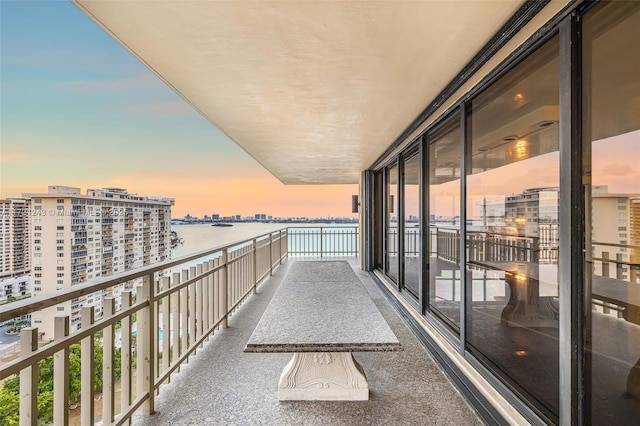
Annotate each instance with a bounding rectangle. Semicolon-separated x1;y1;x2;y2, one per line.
0;226;479;425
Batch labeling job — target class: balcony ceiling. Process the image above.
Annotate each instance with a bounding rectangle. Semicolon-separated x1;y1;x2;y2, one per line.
73;1;524;184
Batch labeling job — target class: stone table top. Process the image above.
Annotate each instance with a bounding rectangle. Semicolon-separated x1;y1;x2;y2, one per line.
245;261;402;353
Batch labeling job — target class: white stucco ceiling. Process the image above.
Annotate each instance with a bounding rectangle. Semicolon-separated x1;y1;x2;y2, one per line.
73;0;524;184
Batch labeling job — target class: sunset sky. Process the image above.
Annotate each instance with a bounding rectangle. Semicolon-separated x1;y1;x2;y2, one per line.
0;1;358;219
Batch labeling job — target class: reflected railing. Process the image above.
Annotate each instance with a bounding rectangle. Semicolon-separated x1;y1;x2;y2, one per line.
591;241;640;322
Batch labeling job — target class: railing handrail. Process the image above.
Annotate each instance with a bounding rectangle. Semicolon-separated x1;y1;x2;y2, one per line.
0;227;288;322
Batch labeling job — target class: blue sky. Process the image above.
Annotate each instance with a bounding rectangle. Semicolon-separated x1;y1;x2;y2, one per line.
0;1;357;218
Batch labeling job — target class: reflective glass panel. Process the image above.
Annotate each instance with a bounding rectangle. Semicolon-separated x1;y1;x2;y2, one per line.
374;171;384;269
466;36;560;419
429;115;461;331
404;152;421;297
584;2;640;423
386;164;399;281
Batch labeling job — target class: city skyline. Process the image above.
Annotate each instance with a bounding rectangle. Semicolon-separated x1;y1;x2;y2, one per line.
0;1;358;219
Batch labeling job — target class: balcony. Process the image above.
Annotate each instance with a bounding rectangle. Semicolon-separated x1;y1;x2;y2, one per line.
0;227;479;425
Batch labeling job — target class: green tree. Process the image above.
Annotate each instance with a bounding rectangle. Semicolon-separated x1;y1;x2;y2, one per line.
0;387;19;425
0;339;124;425
3;318;29;334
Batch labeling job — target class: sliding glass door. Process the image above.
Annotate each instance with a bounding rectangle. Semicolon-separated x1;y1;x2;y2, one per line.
403;151;421;297
583;2;640;423
428;114;461;332
465;35;560;419
386;163;399;282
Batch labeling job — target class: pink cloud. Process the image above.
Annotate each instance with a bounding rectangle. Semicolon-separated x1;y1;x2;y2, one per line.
128;100;197;117
64;74;163;91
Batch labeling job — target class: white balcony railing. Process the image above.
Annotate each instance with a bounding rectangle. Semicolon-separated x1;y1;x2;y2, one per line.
0;229;291;425
0;226;361;425
287;226;359;257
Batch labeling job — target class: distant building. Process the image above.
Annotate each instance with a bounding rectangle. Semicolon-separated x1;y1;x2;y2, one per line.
255;213;267;221
0;198;31;302
591;185;640;283
23;186;174;339
212;214;220;221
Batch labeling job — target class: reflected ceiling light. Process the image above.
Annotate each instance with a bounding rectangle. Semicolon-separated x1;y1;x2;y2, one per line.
515;350;527;356
514;93;525;105
515;139;528;159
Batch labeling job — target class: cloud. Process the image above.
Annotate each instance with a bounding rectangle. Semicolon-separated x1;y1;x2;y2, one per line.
598;163;637;178
0;148;53;164
128;100;198;118
0;183;48;199
63;74;164;91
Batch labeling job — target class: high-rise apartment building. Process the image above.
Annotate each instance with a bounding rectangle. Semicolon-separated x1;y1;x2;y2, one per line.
478;187;560;264
0;198;31;302
24;186;174;338
592;185;640;283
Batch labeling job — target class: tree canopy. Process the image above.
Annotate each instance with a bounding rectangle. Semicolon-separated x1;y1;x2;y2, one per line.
0;340;122;425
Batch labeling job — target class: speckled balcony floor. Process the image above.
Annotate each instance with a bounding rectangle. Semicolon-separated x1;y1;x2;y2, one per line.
132;259;482;426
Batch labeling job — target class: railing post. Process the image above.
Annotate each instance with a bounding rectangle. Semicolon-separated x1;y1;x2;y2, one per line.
121;291;132;426
54;316;70;426
207;260;215;332
103;297;116;425
19;327;38;426
279;230;283;265
221;248;229;328
202;262;210;340
138;273;156;415
171;272;181;369
616;253;623;280
161;277;171;378
189;266;197;354
195;264;203;348
602;251;610;277
81;306;95;425
284;229;289;259
252;238;258;293
180;269;189;363
320;227;324;258
269;234;273;276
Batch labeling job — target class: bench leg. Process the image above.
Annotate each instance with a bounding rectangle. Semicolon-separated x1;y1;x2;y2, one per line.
278;352;368;401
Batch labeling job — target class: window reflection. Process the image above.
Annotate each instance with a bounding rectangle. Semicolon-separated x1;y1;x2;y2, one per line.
386;164;399;281
429;115;461;331
374;171;384;269
404;152;420;297
584;2;640;423
466;36;560;419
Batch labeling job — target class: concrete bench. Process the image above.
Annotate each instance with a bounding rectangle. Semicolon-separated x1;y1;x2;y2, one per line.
244;260;402;401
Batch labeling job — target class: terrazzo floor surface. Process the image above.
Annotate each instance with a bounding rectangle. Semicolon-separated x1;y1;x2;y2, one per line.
132;259;482;426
